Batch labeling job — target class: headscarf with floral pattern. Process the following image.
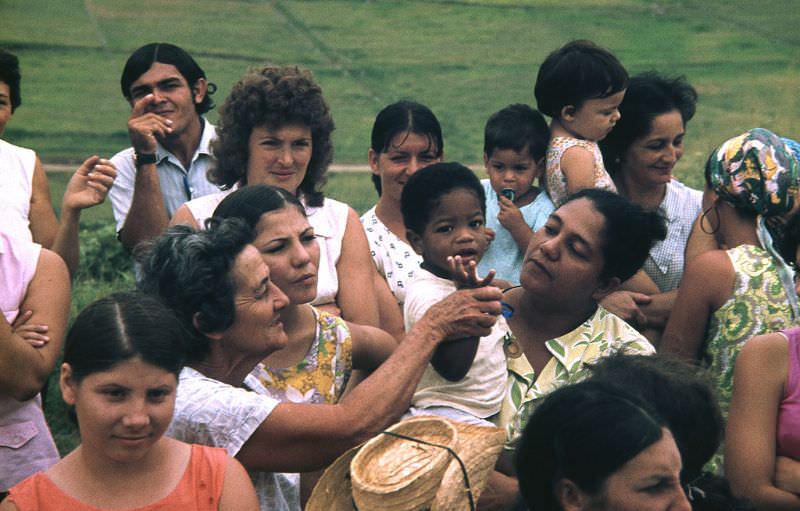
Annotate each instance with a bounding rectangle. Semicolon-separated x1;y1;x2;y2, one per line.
706;128;800;319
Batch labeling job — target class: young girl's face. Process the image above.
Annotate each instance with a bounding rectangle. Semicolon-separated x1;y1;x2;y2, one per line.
60;357;177;464
563;90;625;142
409;188;488;276
369;131;441;204
484;146;542;203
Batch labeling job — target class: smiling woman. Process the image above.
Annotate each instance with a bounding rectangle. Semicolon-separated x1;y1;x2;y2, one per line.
601;72;700;293
0;292;258;511
171;65;382;330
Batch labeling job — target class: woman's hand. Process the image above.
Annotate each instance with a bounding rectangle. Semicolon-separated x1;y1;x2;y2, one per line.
11;310;49;348
62;156;117;211
600;290;651;328
421;286;502;341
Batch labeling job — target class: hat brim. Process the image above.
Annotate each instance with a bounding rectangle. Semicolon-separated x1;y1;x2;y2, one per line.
305;416;507;511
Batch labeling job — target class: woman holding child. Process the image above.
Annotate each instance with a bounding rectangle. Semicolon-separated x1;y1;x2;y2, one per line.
599;73;701;338
481;189;665;509
171;65;380;328
137;218;502;510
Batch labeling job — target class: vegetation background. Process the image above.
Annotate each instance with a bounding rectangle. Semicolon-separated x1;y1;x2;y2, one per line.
1;0;798;452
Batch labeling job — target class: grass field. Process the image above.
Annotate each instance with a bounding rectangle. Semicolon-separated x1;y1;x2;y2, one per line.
3;0;800;453
3;0;799;190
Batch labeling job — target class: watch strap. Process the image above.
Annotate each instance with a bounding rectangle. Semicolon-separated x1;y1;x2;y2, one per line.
134;152;158;166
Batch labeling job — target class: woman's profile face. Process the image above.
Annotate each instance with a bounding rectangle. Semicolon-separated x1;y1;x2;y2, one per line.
620;110;685;189
520;197;608;304
223;244;290;356
253;205;320;305
583;429;689;511
60;357;178;464
246;123;313;195
369;131;441;204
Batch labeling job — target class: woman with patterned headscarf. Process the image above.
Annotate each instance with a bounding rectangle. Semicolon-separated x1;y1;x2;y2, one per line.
662;128;799;422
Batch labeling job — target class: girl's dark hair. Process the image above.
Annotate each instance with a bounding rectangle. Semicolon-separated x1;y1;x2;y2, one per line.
589;354;722;484
120;42;215;114
484;103;550;161
534;40;629;118
564;189;666;283
209;65;334;207
401;162;485;236
515;381;666;511
0;48;22;112
369;100;444;195
213;184;306;229
601;72;698;175
63;291;186;382
137;218;254;363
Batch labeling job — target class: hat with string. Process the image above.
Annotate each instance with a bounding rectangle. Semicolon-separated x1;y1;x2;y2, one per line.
305;416;506;511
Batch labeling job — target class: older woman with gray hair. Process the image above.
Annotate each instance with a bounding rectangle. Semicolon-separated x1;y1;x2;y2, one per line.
137;218;502;511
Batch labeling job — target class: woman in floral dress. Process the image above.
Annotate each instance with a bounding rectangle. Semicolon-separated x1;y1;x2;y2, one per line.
662;128;800;422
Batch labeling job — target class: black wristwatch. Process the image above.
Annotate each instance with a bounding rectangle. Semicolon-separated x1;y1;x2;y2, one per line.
133;152;158;167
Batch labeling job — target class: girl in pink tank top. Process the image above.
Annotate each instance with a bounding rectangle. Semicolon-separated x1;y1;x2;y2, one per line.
726;326;800;509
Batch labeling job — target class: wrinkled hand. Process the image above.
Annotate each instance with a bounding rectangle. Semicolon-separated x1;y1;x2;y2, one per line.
600;290;652;328
497;195;525;231
775;456;800;494
11;310;49;348
128;93;173;153
447;255;496;289
62;155;117;210
420;286;502;342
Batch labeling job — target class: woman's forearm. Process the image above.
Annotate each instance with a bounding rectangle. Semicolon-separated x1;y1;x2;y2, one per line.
238;287;501;472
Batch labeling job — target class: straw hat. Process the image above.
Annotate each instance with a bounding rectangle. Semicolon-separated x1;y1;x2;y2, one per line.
306;416;506;511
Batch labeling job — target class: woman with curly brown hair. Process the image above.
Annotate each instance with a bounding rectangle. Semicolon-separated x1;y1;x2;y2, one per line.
171;65;380;327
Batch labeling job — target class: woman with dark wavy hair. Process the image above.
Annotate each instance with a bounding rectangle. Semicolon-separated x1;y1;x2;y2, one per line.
171;65;380;327
598;72;700;343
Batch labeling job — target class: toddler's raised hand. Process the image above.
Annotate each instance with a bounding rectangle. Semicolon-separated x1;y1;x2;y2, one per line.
447;255;496;289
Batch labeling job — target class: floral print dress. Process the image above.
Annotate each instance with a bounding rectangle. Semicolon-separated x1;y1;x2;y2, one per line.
256;308;353;404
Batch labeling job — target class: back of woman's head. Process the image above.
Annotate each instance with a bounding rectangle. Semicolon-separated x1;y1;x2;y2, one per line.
704;128;798;219
601;72;697;175
589;354;722;484
516;381;666;511
370;100;444;195
210;64;334;207
534;40;628;118
137;218;254;363
0;48;21;112
565;189;666;283
213;184;305;229
64;291;186;382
